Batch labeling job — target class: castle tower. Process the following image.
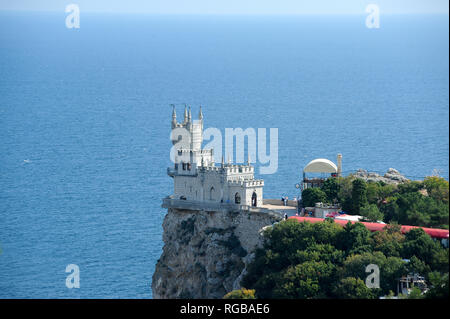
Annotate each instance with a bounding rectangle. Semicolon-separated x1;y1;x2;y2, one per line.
170;105;211;166
167;107;263;207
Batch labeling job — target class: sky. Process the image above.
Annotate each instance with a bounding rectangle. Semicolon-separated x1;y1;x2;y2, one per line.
0;0;448;15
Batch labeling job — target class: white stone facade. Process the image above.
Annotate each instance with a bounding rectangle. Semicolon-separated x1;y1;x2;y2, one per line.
168;106;264;207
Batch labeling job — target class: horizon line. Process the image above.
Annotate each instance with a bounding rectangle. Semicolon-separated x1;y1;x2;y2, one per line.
0;9;449;16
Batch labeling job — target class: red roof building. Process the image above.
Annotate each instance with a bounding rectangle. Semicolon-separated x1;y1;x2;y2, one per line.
288;216;449;240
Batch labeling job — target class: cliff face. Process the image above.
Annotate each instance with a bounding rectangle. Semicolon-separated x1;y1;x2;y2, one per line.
152;208;281;299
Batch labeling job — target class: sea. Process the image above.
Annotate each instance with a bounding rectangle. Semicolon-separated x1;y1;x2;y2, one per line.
0;12;448;298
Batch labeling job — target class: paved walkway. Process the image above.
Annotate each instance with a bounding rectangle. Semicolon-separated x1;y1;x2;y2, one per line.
260;204;298;216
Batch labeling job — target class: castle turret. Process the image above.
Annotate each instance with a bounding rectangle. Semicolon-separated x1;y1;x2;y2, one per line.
188;106;192;123
183;105;188;124
171;104;177;129
199;106;203;121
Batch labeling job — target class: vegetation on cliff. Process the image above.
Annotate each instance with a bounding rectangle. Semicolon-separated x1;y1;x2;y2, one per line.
239;219;449;299
223;288;256;299
302;176;449;229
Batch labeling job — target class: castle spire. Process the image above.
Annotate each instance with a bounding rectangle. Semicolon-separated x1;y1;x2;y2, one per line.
199;105;203;121
183;104;188;123
171;104;177;128
188;106;192;122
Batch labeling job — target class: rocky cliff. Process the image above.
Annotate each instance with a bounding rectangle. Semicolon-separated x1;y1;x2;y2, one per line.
352;168;409;184
152;207;282;299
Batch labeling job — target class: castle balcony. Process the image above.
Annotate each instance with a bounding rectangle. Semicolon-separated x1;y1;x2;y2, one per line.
167;167;197;177
162;196;283;218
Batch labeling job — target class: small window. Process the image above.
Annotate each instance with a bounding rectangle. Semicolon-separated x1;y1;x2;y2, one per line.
235;193;241;204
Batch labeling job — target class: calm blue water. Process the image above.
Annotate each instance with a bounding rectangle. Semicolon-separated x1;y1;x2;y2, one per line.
0;12;448;298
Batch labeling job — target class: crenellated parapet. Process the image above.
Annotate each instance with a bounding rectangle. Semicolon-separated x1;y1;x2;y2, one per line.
227;179;264;187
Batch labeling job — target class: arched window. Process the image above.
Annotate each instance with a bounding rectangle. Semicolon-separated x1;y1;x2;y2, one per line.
252;192;257;207
235;192;241;204
209;187;215;200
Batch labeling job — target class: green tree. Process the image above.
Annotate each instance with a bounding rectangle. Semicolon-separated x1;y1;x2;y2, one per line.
366;182;381;205
387;191;448;228
337;177;354;213
336;222;372;255
352;179;368;215
339;251;406;296
398;181;424;194
425;272;449;299
360;204;384;222
242;220;344;298
423;176;449;204
321;178;340;203
223;288;256;299
380;197;400;224
273;261;336;299
242;202;448;299
406;256;430;275
402;228;449;273
407;287;424;299
301;187;327;208
370;224;405;257
333;277;375;299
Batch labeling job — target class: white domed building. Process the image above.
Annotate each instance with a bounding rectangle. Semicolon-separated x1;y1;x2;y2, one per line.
302;155;342;190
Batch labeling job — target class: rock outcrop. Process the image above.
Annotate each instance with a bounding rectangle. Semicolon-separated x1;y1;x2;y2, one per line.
352;168;409;184
152;208;281;299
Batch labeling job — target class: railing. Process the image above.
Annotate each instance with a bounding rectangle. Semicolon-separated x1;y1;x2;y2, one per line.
263;199;298;207
167;167;198;177
161;197;283;218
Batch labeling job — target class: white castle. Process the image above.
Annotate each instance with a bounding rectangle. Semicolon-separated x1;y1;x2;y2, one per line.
167;106;263;207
